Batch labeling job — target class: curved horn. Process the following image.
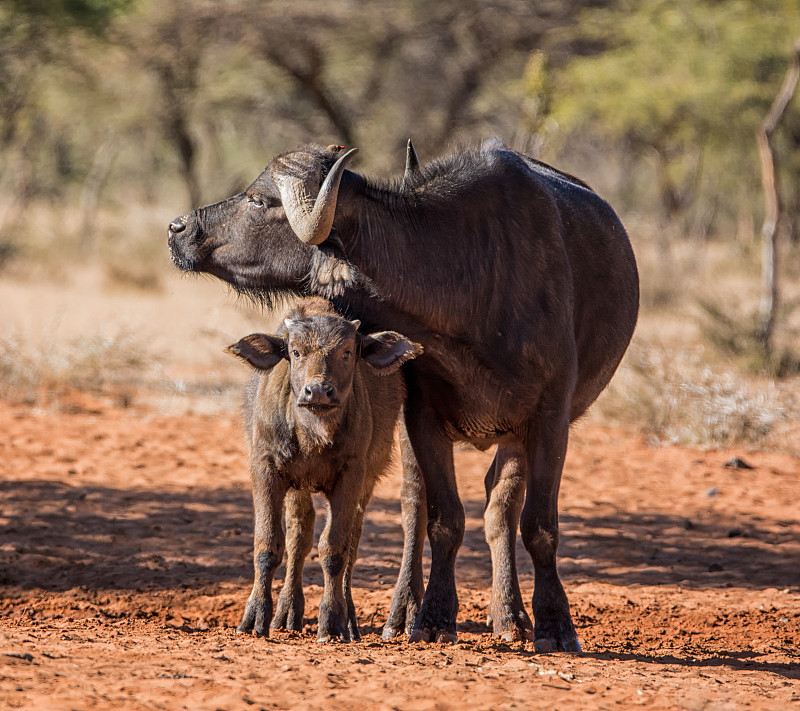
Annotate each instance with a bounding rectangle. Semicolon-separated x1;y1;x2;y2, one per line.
276;148;359;246
402;139;420;191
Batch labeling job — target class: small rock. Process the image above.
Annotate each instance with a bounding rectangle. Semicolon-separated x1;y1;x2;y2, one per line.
708;562;724;572
727;528;742;538
705;486;719;499
724;456;754;470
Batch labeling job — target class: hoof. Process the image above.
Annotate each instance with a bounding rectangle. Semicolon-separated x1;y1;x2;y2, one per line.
497;629;522;643
409;627;457;644
381;626;402;641
383;593;422;641
408;628;432;644
534;636;582;653
494;625;535;643
237;598;271;638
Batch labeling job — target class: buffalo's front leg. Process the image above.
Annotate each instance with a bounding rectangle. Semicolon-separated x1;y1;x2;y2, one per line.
272;488;315;632
382;419;426;639
237;470;287;637
405;404;463;644
484;443;535;642
317;468;361;642
520;398;581;653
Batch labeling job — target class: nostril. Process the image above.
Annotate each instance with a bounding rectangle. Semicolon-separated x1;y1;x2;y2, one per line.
302;385;314;400
169;217;187;233
324;385;335;399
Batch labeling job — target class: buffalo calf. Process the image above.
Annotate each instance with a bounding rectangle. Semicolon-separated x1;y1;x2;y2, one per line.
228;297;422;641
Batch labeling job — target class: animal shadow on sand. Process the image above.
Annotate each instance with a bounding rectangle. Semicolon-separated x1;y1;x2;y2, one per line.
0;481;796;598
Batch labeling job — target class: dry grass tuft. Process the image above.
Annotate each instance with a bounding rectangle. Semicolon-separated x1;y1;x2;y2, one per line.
0;329;156;403
594;340;794;448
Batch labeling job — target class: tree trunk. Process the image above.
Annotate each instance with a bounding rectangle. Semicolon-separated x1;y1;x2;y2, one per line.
79;137;118;251
756;39;800;359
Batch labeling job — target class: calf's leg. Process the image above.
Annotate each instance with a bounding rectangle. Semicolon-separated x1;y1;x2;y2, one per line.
272;488;315;632
317;468;361;642
237;470;287;637
484;443;534;642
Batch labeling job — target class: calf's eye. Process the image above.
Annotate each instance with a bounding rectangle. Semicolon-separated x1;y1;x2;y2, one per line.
292;349;300;359
343;349;352;360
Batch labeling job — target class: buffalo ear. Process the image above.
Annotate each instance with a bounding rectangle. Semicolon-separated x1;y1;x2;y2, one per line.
226;333;287;371
359;332;423;375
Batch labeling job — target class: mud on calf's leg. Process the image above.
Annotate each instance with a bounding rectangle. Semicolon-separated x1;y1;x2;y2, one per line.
484;444;535;642
272;489;315;632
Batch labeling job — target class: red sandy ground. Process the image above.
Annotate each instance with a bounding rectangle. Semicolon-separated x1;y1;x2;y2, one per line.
0;396;798;710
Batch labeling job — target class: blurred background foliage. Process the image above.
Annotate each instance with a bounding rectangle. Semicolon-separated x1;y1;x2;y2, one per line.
2;0;796;235
1;0;800;440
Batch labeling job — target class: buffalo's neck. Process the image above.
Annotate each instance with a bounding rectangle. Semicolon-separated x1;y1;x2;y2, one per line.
335;184;480;340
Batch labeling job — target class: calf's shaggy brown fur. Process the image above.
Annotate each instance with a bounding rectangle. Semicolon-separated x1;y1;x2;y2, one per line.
228;298;422;641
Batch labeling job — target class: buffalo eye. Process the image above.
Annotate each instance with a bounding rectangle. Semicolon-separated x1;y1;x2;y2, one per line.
342;349;352;360
247;195;264;208
292;349;301;359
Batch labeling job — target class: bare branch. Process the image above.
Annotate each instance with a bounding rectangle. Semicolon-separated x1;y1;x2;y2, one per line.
757;39;800;356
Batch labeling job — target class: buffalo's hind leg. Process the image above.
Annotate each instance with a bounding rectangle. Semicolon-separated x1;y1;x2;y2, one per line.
382;419;426;639
520;399;581;653
484;443;535;642
272;488;315;632
404;402;463;644
342;482;377;642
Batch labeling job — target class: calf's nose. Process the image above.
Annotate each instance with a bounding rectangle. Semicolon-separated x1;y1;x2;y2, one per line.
300;382;337;405
169;216;187;234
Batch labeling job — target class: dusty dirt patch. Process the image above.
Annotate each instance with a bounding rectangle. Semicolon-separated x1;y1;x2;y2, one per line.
1;399;798;710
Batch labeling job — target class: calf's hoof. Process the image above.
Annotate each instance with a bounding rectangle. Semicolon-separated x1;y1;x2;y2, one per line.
236;598;271;638
317;603;354;642
346;616;361;643
317;627;356;643
271;591;304;632
382;593;421;640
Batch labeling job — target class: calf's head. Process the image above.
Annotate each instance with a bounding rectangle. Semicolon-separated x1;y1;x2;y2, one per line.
228;314;422;439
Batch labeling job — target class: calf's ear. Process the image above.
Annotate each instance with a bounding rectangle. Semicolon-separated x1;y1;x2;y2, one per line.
226;333;287;371
359;332;423;375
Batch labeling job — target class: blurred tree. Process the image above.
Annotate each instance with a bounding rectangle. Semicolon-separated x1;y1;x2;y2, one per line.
757;40;800;359
111;0;602;207
0;0;135;244
550;0;800;242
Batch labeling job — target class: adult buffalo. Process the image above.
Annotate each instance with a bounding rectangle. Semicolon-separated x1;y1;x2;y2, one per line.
168;139;639;651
